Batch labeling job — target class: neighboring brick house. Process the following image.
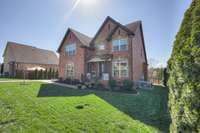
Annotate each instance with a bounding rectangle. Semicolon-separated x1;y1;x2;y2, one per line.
3;42;58;77
57;16;148;82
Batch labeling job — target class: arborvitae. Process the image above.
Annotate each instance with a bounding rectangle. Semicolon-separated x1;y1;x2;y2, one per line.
52;69;55;79
0;63;3;74
48;68;52;79
44;69;48;79
34;69;38;79
38;70;43;79
55;70;59;79
163;68;168;87
167;0;200;132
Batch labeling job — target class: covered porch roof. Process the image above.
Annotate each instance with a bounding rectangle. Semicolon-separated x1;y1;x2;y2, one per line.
87;54;112;63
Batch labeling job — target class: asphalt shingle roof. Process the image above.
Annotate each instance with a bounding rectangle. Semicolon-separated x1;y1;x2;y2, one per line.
3;42;58;65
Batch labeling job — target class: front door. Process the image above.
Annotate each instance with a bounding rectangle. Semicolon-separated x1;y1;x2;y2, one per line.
99;62;105;78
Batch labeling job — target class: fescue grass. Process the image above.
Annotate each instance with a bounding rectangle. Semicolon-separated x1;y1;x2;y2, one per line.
0;77;20;81
0;82;170;133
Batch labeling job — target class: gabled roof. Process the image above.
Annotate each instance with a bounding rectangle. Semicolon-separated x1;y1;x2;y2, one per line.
125;21;142;33
90;16;135;45
126;21;148;64
106;19;147;63
57;28;92;52
3;42;58;65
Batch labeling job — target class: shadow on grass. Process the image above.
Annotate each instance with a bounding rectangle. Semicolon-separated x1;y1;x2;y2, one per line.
37;83;171;132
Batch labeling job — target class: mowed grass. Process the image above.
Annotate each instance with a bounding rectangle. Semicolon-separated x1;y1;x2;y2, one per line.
0;78;21;81
0;82;170;133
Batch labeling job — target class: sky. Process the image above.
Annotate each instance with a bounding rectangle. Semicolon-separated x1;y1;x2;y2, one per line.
0;0;192;67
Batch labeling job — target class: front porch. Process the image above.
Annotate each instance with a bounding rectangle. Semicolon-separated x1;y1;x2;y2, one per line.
86;54;112;82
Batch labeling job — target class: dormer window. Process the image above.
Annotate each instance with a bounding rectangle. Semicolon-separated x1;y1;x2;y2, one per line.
65;43;76;56
112;38;128;51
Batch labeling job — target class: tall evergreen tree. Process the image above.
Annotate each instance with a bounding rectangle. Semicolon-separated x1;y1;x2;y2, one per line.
167;0;200;132
44;69;48;79
52;69;55;79
55;70;59;79
48;68;52;79
0;63;3;74
38;69;43;79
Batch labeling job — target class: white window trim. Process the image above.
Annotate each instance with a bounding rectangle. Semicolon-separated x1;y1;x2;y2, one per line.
112;38;128;52
65;43;76;56
112;58;129;78
65;63;75;78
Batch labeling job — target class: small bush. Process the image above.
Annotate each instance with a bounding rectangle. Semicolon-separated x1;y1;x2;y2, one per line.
77;84;82;89
122;80;134;91
64;78;72;84
109;79;116;90
90;82;95;89
73;79;80;85
94;82;105;89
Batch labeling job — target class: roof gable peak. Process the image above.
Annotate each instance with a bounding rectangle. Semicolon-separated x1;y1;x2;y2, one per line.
90;16;134;46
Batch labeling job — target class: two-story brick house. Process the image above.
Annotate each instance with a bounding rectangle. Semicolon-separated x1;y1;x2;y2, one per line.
57;16;148;82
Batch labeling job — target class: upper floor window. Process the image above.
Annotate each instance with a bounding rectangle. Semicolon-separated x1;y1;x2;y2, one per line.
65;43;76;56
112;38;128;52
96;42;105;50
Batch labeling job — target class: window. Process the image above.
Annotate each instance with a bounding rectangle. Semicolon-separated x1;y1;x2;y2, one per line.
96;42;105;50
112;38;128;51
112;58;128;78
65;43;76;56
65;63;74;78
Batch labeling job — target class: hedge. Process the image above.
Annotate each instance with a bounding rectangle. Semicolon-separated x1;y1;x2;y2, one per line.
15;69;58;79
167;0;200;132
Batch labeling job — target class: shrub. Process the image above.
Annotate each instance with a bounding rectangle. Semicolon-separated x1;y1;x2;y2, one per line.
90;82;95;89
44;69;48;79
0;63;4;74
122;80;134;91
64;78;72;84
94;81;105;89
109;79;116;90
52;69;55;79
48;68;52;79
73;79;80;85
38;70;43;79
15;70;24;79
167;1;200;132
163;68;169;87
77;84;82;89
55;70;59;79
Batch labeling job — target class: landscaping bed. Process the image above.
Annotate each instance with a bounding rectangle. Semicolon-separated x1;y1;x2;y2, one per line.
57;78;141;94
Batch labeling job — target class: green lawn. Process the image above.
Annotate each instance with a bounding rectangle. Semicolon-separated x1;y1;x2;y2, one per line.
0;77;21;81
0;82;170;133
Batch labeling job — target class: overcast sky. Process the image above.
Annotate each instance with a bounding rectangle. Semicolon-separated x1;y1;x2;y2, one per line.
0;0;192;67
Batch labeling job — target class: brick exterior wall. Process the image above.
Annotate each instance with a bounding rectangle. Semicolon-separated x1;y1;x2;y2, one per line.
91;22;135;81
131;26;147;80
58;18;148;82
58;31;86;80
